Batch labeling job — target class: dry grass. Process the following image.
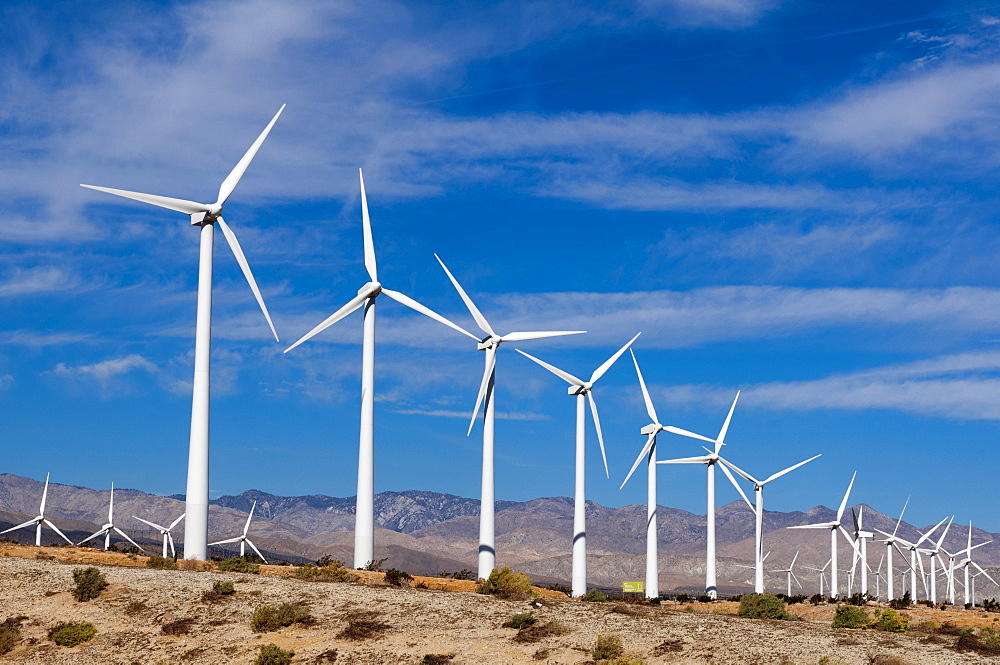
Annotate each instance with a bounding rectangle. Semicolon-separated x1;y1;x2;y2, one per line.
337;609;390;641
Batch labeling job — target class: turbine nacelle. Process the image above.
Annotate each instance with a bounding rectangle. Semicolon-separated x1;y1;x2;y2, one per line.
640;423;661;436
568;382;594;395
359;281;382;297
477;335;502;351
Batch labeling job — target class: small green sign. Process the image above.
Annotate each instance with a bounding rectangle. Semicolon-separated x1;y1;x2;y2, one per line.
622;581;645;593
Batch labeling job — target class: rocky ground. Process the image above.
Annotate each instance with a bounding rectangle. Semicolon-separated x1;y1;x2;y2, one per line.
0;543;998;664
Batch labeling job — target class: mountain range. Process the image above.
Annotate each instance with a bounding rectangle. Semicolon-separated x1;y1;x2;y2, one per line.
1;473;997;597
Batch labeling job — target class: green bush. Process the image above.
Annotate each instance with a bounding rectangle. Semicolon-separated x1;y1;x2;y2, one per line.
146;555;177;570
871;608;908;633
72;567;108;602
810;594;825;605
512;619;570;643
738;593;797;620
295;560;359;583
50;621;97;647
250;603;311;633
216;556;260;574
504;612;537;629
363;557;389;571
254;644;295;665
979;626;1000;649
384;568;413;586
583;588;609;602
0;617;24;655
592;634;624;661
832;604;869;629
476;566;535;600
213;580;235;595
888;591;911;609
675;593;690;602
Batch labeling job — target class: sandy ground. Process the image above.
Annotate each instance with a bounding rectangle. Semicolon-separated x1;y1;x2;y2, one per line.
0;544;998;664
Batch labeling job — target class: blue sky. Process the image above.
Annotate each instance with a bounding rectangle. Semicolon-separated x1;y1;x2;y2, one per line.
2;0;1000;531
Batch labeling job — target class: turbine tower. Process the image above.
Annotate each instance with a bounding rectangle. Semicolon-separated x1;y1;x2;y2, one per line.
620;350;715;599
78;484;142;551
775;551;802;597
0;473;73;546
284;171;475;569
208;500;267;563
435;255;584;580
786;472;856;599
81;107;285;560
720;454;820;593
879;516;945;602
515;332;640;597
657;391;741;599
133;513;186;558
876;497;909;601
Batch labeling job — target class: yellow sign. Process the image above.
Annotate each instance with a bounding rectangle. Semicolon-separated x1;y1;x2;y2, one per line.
622;581;645;593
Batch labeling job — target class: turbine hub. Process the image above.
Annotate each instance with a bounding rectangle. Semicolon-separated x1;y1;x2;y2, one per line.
361;281;382;297
477;335;501;350
640;423;660;435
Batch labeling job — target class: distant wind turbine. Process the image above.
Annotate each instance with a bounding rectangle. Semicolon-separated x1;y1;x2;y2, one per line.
876;497;910;601
133;513;186;558
515;332;640;597
0;473;73;546
786;472;856;599
878;515;946;602
78;483;142;552
775;551;802;597
81;106;285;560
209;500;267;563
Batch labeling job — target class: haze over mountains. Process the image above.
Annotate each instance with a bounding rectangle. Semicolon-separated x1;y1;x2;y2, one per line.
1;473;997;596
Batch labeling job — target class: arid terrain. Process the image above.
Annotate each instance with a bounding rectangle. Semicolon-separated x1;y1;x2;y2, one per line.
1;543;999;664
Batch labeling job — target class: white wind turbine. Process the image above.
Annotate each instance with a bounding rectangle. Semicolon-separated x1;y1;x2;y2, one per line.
81;107;284;560
284;171;475;569
133;513;186;558
78;484;142;552
775;551;802;597
656;391;741;599
873;554;885;600
876;497;910;601
515;332;641;598
435;255;585;580
921;517;954;604
844;507;874;596
804;558;832;596
209;500;267;563
786;472;856;599
957;522;995;606
0;473;73;547
720;454;821;594
879;515;945;602
620;351;716;599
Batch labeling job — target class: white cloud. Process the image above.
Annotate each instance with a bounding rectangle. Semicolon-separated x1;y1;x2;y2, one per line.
0;267;82;297
0;373;13;390
47;354;159;397
394;408;550;421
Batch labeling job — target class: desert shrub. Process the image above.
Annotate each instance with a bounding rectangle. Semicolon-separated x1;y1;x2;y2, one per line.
513;620;570;643
917;599;934;608
250;603;311;633
888;591;911;609
72;567;108;602
984;598;1000;612
810;594;825;605
0;617;24;655
216;556;260;574
50;621;97;647
161;618;195;635
582;588;608;602
146;555;177;570
363;557;389;571
871;609;908;633
648;596;661;604
546;584;571;595
844;592;872;606
202;579;235;602
786;594;807;605
254;644;295;665
675;593;690;602
738;594;797;620
597;658;646;665
593;634;624;660
439;569;474;580
337;610;389;640
696;594;712;603
832;604;869;629
383;568;413;586
423;655;455;664
504;612;537;629
476;566;535;600
295;560;359;583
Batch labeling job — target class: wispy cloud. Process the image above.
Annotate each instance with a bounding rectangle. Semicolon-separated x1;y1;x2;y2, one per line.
46;354;158;397
394;407;550;421
0;267;81;297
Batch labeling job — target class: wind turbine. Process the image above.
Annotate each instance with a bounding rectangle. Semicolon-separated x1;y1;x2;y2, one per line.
208;500;267;563
775;551;802;597
515;332;640;597
879;516;945;602
133;513;186;558
873;554;885;601
434;255;584;580
921;517;954;604
844;507;874;596
283;171;476;569
78;484;142;552
81;107;285;560
877;497;910;601
0;473;73;546
804;558;831;597
786;472;856;599
656;391;742;599
620;351;716;599
955;522;993;606
720;454;821;593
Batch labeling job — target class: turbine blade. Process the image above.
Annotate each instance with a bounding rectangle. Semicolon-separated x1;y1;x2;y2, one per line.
972;562;998;586
761;454;821;485
1;518;39;534
501;331;586;342
216;105;285;206
917;517;949;547
78;529;108;546
935;517;955;549
787;523;836;530
715;390;740;451
718;462;753;510
216;216;279;342
587;392;609;478
43;519;74;545
113;526;142;551
40;472;50;515
381;288;479;341
620;433;655;490
589;332;641;384
108;483;115;523
246;538;268;564
836;471;857;522
657;455;713;465
891;496;910;539
358;169;377;282
167;532;176;557
515;349;582;387
852;508;860;535
468;345;497;436
434;254;494;337
81;184;209;215
132;516;166;531
662;425;716;444
284;289;370;353
631;350;658;425
719;457;759;485
244;501;256;536
168;513;186;530
208;537;243;546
